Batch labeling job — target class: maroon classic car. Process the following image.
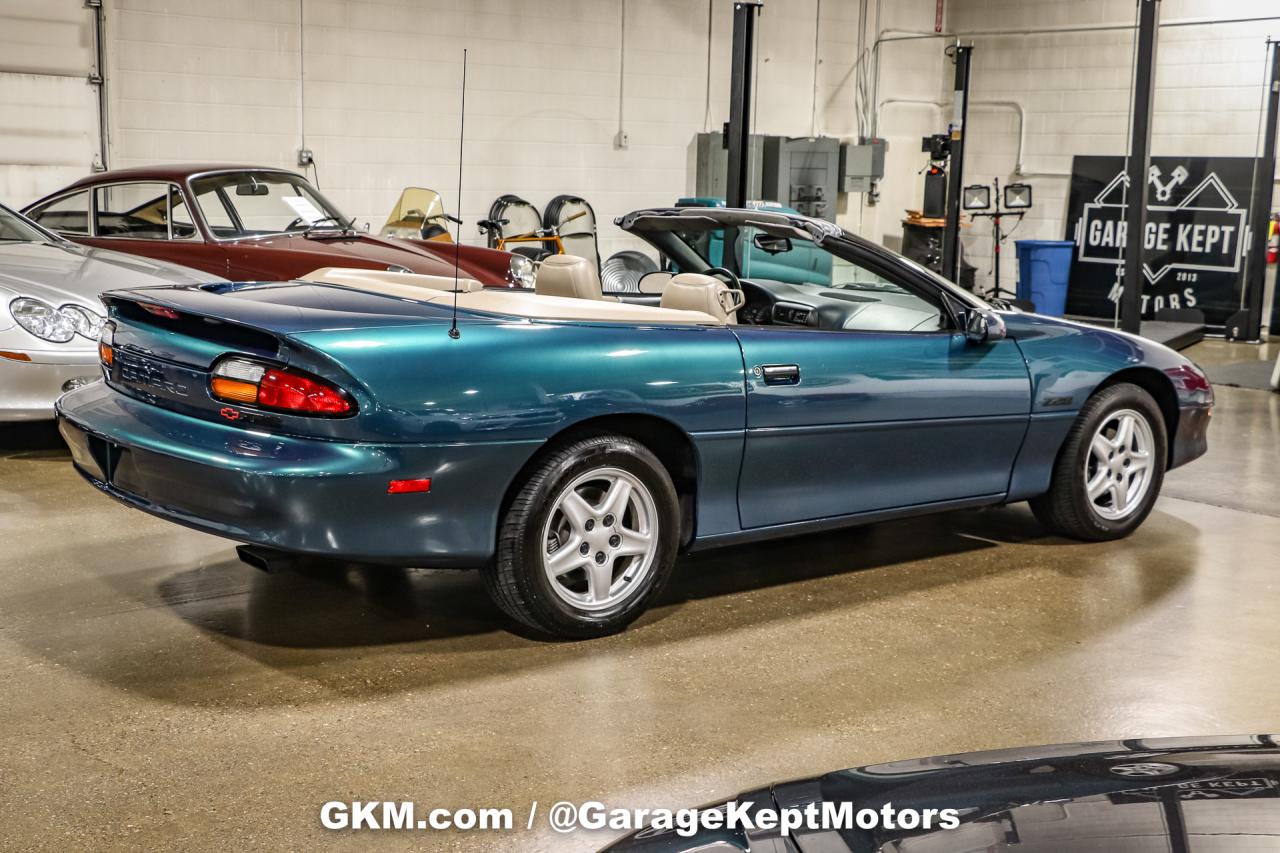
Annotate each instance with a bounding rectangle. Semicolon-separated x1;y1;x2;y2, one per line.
21;165;531;287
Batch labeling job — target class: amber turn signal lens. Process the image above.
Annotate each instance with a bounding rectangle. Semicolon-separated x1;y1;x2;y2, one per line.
210;376;259;404
98;343;113;366
0;350;32;362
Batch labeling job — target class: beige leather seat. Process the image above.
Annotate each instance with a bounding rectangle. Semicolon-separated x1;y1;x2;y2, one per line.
659;273;745;324
535;254;611;300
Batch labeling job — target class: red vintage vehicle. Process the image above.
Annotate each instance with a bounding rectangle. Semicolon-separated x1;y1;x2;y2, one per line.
21;165;532;287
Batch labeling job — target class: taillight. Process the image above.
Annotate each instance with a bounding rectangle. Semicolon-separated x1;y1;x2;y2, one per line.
210;357;354;416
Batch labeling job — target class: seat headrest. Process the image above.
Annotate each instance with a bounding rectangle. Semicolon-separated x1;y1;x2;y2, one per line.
660;273;744;324
535;254;603;300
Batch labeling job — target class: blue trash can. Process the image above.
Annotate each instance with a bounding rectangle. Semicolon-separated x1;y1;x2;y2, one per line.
1014;240;1074;316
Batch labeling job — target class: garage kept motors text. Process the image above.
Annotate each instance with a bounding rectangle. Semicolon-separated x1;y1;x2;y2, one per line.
1064;155;1260;329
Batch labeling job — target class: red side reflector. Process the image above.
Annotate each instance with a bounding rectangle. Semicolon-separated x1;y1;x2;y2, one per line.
387;478;431;495
138;302;180;319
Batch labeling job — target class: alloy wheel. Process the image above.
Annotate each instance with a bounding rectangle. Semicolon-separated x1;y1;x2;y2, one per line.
1084;408;1155;520
541;467;659;611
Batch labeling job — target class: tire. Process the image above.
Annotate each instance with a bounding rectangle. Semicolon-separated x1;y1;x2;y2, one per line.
482;434;680;639
1030;382;1168;541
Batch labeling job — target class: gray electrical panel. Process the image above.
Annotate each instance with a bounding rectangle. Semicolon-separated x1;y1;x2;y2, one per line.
691;132;766;201
839;139;887;193
761;136;841;221
691;132;854;222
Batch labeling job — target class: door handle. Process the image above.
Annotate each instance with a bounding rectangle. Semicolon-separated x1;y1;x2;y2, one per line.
759;363;801;385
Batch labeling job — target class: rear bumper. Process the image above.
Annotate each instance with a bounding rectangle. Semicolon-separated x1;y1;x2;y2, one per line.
1170;402;1212;470
0;352;101;421
56;382;540;566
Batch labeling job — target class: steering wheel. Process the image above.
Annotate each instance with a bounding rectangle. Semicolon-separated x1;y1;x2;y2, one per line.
285;217;306;231
704;266;743;291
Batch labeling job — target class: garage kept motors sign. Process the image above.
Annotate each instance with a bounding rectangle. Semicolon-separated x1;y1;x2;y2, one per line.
1107;773;1280;804
1065;155;1258;328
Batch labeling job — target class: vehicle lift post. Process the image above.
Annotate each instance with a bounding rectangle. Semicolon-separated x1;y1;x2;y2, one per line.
941;43;973;285
1237;39;1279;341
725;0;762;211
1119;0;1161;336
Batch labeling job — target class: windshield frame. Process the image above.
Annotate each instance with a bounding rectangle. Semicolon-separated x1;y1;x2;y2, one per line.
185;169;351;243
0;202;65;244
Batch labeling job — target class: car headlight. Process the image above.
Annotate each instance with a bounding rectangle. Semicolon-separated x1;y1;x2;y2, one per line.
9;297;77;343
61;305;106;340
509;254;536;288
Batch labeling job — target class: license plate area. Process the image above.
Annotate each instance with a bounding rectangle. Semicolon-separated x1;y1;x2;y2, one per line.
111;349;203;407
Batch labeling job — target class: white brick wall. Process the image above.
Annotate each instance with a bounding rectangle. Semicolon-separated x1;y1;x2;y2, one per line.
97;0;882;260
2;0;949;260
0;0;101;203
947;0;1280;296
6;0;1277;280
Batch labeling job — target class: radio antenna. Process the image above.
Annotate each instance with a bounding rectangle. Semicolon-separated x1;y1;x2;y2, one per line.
448;48;468;340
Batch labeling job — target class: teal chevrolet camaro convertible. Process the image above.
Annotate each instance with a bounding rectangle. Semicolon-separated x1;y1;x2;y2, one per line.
56;208;1213;638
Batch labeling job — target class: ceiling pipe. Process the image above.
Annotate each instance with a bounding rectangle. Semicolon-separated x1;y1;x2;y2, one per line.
869;14;1280;138
877;98;1029;176
878;14;1280;45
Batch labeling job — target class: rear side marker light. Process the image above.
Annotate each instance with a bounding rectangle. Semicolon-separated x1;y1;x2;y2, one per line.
210;356;354;416
387;478;431;495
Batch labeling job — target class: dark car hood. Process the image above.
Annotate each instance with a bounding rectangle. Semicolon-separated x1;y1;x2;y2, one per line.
603;736;1280;852
998;309;1169;351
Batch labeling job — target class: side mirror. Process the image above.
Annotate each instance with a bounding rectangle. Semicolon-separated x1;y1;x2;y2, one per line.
637;271;673;295
965;308;1006;343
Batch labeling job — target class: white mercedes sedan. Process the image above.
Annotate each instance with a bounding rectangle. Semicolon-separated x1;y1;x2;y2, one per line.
0;203;221;421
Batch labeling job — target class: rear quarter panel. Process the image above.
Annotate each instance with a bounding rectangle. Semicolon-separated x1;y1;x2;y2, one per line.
291;318;749;536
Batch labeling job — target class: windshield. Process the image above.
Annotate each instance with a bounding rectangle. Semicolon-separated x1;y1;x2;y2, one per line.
188;172;348;239
650;216;990;311
0;204;54;242
385;187;446;227
669;225;912;296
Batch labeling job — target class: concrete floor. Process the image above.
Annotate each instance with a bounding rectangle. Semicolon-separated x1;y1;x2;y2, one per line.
2;339;1278;852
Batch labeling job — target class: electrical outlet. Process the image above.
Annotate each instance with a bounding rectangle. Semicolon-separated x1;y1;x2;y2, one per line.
297;148;314;167
613;130;629;150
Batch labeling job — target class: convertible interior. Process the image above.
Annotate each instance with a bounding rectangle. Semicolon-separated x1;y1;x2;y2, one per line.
302;208;959;331
302;264;731;326
304;246;948;334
